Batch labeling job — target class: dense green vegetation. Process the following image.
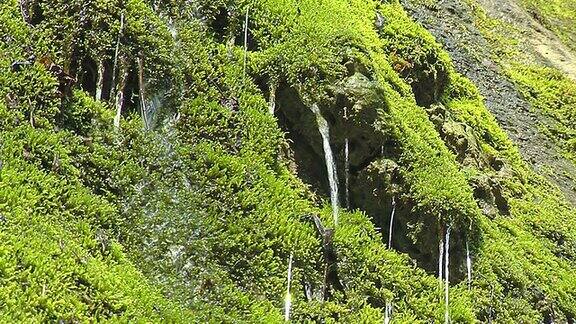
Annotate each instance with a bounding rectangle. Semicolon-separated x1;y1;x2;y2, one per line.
1;0;575;322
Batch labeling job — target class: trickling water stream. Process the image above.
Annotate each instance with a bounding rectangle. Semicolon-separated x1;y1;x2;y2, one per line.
344;137;350;209
388;197;396;249
285;253;293;321
242;7;249;86
445;226;451;324
311;103;340;225
344;108;350;209
438;233;444;286
384;301;392;324
168;17;178;40
269;84;277;115
466;240;472;290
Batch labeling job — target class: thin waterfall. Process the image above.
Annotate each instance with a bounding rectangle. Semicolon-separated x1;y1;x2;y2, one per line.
137;55;149;130
384;300;392;324
384;303;389;324
344;137;350;209
284;253;293;321
111;12;125;101
145;92;164;128
388;197;396;249
168;17;178;40
269;83;277;115
445;226;451;324
438;233;444;286
343;108;349;209
95;60;105;101
466;240;472;290
242;7;249;86
311;103;340;225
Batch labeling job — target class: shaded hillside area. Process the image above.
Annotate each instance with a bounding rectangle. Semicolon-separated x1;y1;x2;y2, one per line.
1;0;575;322
402;0;576;206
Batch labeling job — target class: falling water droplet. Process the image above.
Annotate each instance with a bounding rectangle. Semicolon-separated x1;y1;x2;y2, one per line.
344;137;350;209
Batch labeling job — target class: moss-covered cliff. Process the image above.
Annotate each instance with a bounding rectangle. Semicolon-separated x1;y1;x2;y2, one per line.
1;0;575;322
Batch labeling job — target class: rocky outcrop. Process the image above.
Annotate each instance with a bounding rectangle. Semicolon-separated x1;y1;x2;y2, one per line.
426;103;489;169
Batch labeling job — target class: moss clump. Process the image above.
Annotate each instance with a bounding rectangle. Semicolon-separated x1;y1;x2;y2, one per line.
0;121;192;321
378;4;452;105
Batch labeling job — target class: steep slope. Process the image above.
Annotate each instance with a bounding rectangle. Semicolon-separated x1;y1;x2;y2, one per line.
474;0;576;80
402;0;576;207
1;0;575;322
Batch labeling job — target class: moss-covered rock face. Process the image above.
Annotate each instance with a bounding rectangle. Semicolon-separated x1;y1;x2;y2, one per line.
425;103;489;169
2;0;576;322
275;70;391;198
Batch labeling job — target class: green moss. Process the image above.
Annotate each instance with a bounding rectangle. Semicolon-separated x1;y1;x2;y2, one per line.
381;0;576;320
507;65;576;164
517;0;576;52
2;0;576;322
378;3;452;104
0;136;192;321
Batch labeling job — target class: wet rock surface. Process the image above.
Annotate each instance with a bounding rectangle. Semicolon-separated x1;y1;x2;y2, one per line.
401;0;576;206
474;0;576;80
